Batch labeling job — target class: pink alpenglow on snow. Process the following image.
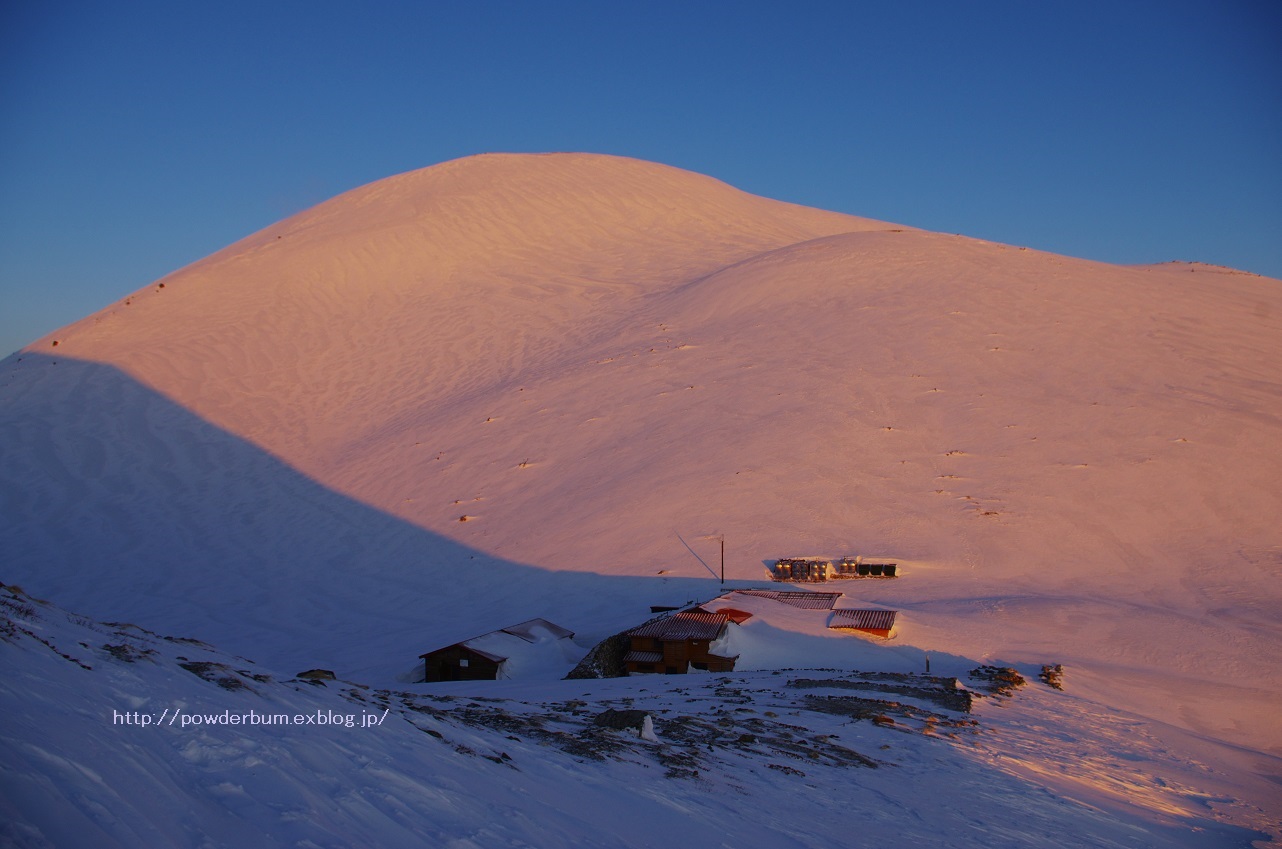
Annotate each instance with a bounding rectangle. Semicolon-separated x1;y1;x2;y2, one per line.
2;153;1280;846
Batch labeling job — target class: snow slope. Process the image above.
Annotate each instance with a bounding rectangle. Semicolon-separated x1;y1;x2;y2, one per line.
1;586;1272;848
2;152;1280;843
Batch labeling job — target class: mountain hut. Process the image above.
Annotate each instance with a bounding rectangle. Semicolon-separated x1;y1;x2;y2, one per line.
419;618;575;682
623;610;738;674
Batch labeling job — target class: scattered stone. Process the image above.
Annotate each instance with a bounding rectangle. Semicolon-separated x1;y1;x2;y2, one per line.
968;666;1026;696
179;661;249;691
297;668;337;681
593;708;658;741
102;643;155;663
1039;664;1065;690
789;675;973;713
767;763;805;776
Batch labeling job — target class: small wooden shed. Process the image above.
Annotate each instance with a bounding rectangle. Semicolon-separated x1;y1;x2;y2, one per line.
419;642;506;682
827;609;898;639
419;618;575;683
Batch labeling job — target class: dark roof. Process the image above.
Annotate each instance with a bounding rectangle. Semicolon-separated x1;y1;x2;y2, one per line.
628;610;730;641
623;650;663;664
419;643;507;663
734;589;842;609
828;609;898;631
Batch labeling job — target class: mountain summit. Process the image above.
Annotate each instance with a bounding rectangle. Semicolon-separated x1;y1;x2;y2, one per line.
32;153;893;465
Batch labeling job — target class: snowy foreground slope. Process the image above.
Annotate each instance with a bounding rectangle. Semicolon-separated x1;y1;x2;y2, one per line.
1;585;1272;848
2;152;1281;844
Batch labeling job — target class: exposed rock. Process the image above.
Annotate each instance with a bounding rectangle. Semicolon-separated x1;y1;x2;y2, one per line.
593;708;650;731
594;708;658;742
968;666;1026;696
179;661;250;691
297;668;337;681
1039;664;1064;690
788;674;973;713
564;632;630;679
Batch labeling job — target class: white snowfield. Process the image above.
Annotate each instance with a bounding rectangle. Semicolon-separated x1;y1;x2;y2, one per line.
1;152;1280;846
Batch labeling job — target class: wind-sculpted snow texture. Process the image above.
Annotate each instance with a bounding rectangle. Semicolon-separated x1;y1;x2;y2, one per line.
2;153;1280;844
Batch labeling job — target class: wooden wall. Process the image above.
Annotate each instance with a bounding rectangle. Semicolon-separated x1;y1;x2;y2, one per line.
421;645;502;682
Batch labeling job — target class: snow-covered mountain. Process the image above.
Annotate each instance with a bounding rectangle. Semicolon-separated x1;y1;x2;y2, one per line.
2;153;1280;845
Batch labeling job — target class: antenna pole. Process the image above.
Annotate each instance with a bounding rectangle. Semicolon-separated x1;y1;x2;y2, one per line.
720;536;725;585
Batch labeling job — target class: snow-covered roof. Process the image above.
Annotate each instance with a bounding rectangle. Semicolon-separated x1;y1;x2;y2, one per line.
500;618;575;642
452;644;507;664
421;618;575;661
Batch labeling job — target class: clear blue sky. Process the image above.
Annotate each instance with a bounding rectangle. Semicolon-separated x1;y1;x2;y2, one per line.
2;0;1279;356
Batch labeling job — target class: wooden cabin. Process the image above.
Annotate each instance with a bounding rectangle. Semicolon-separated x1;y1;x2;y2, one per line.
827;609;898;639
623;610;738;674
419;618;575;683
419;643;505;682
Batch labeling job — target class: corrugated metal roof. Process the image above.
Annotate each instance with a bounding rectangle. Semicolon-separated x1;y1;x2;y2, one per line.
690;602;755;624
733;589;842;609
734;590;780;599
627;610;730;641
623;650;663;664
828;609;898;631
776;591;841;609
